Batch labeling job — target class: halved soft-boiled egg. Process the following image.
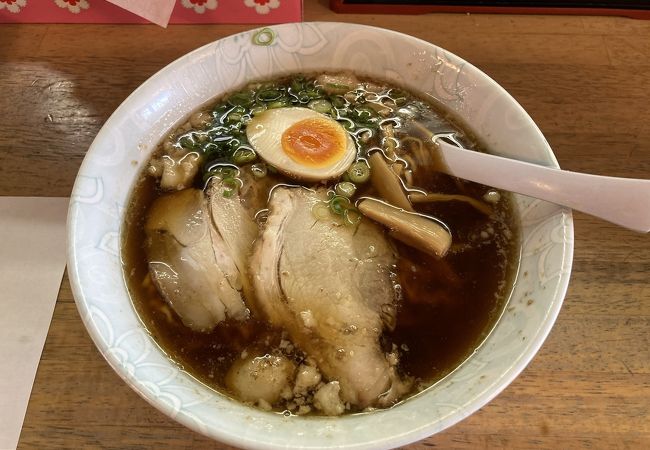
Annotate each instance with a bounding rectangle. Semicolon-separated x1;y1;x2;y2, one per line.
246;107;357;182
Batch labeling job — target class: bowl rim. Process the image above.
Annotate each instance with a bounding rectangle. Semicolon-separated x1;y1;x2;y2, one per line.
67;21;574;449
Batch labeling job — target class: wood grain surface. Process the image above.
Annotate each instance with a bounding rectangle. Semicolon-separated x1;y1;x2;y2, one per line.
3;1;649;448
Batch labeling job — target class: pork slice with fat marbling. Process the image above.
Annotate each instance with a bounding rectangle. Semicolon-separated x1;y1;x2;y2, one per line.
249;186;406;408
145;178;258;332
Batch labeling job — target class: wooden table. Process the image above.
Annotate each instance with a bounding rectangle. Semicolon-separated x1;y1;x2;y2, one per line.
3;2;649;448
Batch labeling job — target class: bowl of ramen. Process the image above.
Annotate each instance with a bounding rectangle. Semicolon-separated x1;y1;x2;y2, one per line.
68;22;573;449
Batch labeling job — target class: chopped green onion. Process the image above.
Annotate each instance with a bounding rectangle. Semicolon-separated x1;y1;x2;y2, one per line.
227;113;242;123
179;135;197;150
330;95;346;108
311;202;330;221
354;105;376;122
202;142;219;153
204;165;239;182
268;100;290;109
344;207;362;226
207;166;238;178
250;105;267;116
226;138;242;149
257;89;283;102
202;142;230;159
250;163;267;178
305;89;323;99
213;104;230;115
296;92;311;103
222;105;246;124
207;126;230;139
222;167;239;178
329;195;351;215
221;177;241;198
290;77;306;92
334;181;356;198
227;92;254;107
232;147;257;165
252;28;275;46
347;161;370;183
308;99;332;114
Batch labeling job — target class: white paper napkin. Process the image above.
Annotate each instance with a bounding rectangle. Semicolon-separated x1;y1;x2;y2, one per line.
106;0;176;27
0;197;68;450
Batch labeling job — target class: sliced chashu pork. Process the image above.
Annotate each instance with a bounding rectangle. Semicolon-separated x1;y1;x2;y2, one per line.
145;178;257;331
250;186;402;408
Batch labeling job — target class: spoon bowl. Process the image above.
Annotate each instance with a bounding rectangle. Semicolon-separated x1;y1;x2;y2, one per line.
436;140;650;233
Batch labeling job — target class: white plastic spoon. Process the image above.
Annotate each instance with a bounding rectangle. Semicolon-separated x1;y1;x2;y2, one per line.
435;140;650;233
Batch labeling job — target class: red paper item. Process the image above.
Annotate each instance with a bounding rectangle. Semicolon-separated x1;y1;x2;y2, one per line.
0;0;302;25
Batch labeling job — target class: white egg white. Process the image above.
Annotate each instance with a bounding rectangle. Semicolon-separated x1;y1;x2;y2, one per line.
246;107;357;182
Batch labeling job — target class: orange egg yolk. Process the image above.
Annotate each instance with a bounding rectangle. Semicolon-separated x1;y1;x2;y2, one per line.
281;118;346;167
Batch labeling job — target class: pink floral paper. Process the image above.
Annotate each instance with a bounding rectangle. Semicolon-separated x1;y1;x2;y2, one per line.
0;0;302;25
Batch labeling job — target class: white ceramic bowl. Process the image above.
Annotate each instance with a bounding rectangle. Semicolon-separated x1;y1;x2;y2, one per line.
67;22;574;449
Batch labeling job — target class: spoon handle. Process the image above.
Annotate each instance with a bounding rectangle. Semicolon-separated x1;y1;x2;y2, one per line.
436;141;650;233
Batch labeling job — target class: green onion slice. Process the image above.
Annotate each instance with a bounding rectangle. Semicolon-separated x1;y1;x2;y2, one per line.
227;113;242;123
334;181;356;198
204;164;239;180
250;105;267;116
179;135;198;150
354;105;376;121
232;147;257;165
267;100;290;109
221;177;242;198
252;28;275;46
290;78;306;92
305;89;323;99
329;195;351;215
296;92;311;103
308;99;332;114
347;161;370;183
227;92;254;107
257;89;283;102
311;202;330;221
330;95;346;108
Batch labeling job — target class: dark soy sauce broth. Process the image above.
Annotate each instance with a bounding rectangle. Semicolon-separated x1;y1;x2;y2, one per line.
122;73;520;410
